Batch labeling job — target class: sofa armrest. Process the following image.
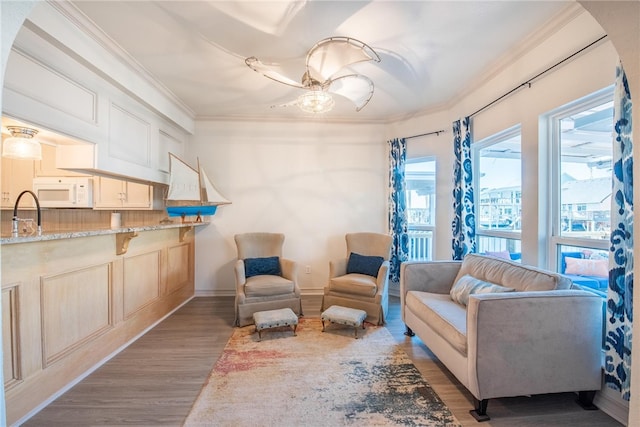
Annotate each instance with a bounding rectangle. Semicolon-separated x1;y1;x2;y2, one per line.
466;290;603;400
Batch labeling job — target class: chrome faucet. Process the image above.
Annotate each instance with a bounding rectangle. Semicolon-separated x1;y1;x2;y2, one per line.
12;190;42;237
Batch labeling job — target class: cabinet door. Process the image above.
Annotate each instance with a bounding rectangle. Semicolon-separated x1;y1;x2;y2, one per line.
122;182;152;209
34;144;87;177
93;177;125;208
1;157;35;209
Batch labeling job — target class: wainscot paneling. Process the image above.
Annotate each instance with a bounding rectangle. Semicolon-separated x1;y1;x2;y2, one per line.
123;251;161;318
2;228;195;425
2;284;21;390
40;263;112;367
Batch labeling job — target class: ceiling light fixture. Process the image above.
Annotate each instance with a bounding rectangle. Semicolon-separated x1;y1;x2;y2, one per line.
297;90;335;114
2;126;42;160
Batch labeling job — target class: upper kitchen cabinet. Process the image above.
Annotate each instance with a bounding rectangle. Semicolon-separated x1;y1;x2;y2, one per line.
2;4;192;185
35;144;87;177
93;176;157;210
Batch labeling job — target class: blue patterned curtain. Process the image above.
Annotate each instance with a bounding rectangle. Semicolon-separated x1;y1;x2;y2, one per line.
605;63;633;401
452;117;476;260
388;137;409;284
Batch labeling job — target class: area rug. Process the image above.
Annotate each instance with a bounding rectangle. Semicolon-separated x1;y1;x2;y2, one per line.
184;318;460;426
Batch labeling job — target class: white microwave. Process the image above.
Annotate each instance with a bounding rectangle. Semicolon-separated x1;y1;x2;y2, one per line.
32;177;94;208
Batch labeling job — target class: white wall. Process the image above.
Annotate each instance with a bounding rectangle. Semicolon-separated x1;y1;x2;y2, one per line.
393;9;616;266
191;119;388;295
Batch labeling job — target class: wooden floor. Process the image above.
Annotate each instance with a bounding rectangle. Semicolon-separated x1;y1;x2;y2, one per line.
23;296;622;426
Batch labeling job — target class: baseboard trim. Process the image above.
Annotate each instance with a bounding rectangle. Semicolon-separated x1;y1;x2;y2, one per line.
594;386;629;425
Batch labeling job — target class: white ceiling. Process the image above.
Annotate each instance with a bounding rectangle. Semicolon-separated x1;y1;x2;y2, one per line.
68;1;574;123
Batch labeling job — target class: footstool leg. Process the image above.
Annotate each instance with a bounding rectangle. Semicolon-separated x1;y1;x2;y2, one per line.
321;320;326;332
292;324;297;336
354;326;358;339
257;329;262;341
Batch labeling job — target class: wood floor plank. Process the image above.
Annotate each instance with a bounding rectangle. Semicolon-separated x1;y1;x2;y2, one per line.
22;296;623;426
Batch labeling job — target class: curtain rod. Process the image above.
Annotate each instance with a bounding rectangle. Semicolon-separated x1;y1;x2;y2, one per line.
469;35;607;118
404;129;447;140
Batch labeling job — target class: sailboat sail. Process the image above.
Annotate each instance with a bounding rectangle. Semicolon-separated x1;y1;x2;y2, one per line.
165;154;230;218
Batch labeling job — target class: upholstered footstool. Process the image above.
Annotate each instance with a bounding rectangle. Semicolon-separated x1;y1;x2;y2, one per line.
253;308;298;341
321;305;367;339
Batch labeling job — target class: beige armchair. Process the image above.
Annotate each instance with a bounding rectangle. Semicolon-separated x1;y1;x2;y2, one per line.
321;232;393;325
234;232;302;327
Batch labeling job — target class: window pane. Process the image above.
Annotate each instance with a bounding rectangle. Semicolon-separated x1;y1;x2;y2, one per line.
478;134;521;232
559;101;613;240
406;159;435;261
406;160;435;226
477;236;521;260
557;244;608;293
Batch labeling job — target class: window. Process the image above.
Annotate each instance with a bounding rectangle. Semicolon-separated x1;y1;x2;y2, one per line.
548;87;613;291
405;158;435;260
474;126;522;257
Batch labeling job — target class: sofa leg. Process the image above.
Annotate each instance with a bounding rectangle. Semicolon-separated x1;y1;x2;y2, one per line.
576;391;598;410
469;398;490;422
404;325;415;337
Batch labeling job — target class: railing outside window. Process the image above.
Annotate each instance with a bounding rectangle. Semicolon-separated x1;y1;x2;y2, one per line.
407;227;433;261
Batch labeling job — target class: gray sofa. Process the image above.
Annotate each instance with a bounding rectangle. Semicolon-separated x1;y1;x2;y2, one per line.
400;253;603;421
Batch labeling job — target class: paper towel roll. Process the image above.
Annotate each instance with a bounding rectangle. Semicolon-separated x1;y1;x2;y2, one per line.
110;212;122;229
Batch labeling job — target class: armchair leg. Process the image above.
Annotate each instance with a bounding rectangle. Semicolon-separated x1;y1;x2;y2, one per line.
469;398;490;422
404;325;415;337
576;391;598;410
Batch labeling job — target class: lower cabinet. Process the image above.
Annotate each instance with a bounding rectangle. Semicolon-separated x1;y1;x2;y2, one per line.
1;227;194;425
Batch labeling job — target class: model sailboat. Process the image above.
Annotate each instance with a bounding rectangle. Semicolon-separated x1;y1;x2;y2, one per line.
165;153;231;221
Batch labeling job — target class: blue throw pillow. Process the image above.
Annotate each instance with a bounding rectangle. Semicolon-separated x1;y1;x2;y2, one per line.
244;256;282;278
346;252;384;277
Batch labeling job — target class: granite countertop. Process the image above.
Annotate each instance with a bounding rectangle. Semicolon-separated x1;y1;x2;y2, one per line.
0;221;208;245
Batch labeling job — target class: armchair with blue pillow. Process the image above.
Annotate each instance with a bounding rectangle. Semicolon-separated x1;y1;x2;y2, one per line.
234;232;302;326
321;232;393;325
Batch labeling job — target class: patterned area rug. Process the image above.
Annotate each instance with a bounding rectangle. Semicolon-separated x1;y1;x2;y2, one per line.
184;318;460;426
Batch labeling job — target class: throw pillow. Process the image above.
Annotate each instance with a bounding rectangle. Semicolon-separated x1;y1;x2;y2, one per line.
450;274;515;306
564;257;608;278
244;256;282;278
484;250;512;260
346;252;384;277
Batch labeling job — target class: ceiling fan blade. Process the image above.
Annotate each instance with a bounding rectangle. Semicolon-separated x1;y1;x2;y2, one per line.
306;37;380;83
328;74;375;112
245;57;304;89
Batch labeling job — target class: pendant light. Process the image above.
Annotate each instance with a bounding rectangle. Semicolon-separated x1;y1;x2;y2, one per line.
2;126;42;160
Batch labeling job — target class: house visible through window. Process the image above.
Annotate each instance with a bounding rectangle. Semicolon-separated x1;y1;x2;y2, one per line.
548;87;613;295
405;158;435;261
474;126;522;259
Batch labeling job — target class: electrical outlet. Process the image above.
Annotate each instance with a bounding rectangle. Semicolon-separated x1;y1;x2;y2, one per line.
305;265;311;274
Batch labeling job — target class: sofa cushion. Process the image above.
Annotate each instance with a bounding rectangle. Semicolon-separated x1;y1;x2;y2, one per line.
406;291;467;355
454;254;572;291
450;274;515;306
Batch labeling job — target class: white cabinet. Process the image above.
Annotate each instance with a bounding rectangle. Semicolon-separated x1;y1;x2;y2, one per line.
1;157;35;209
5;23;190;186
93;177;154;210
34;144;87;177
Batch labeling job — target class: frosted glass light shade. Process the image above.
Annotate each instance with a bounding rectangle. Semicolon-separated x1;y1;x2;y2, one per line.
2;127;42;160
297;90;335;114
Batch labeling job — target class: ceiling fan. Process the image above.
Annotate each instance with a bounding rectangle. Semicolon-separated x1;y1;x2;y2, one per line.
245;36;381;114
